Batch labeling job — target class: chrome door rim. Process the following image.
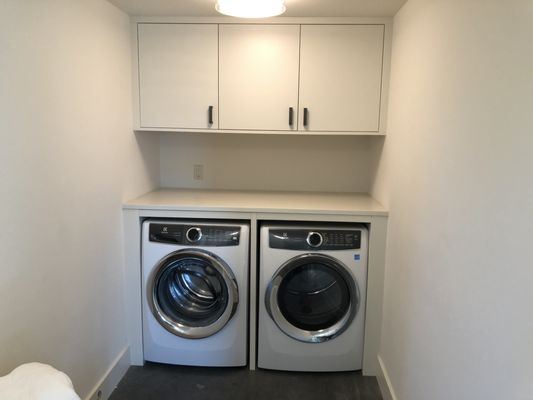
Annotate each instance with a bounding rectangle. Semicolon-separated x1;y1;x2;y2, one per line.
148;249;239;339
265;253;359;343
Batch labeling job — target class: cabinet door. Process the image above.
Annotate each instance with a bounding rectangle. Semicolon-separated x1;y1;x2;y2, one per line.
138;24;218;129
299;25;384;132
219;25;300;131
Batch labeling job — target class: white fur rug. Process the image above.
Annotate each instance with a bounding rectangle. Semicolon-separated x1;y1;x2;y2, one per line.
0;363;80;400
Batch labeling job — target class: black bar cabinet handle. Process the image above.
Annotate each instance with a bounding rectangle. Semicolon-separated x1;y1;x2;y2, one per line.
303;107;309;128
289;107;294;127
208;105;213;125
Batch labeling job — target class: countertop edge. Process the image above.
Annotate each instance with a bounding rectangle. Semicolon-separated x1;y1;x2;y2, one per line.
122;189;388;217
122;203;388;216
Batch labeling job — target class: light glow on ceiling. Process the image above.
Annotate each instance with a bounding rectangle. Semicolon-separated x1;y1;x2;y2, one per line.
215;0;286;18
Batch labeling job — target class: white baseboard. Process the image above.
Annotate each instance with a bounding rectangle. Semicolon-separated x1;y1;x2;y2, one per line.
84;346;130;400
376;355;398;400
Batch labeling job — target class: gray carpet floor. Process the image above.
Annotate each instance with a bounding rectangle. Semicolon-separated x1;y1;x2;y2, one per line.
109;362;383;400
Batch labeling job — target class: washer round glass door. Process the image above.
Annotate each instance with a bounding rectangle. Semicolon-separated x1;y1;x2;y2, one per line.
265;253;359;343
148;249;238;339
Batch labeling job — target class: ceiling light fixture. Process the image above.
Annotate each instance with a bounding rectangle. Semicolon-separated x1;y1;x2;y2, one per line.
215;0;286;18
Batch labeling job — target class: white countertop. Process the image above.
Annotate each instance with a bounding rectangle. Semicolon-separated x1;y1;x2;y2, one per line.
123;188;387;216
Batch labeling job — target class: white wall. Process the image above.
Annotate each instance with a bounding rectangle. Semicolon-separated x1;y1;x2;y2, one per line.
0;1;158;398
160;133;384;193
373;1;533;399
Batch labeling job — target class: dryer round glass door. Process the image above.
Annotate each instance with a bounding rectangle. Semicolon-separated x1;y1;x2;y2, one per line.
265;253;359;343
148;249;239;339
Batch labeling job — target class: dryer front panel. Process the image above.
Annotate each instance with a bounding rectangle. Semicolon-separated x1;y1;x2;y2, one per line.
265;253;359;343
148;248;239;339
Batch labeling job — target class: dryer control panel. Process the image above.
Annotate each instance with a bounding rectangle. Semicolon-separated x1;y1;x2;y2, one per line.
149;223;240;246
269;229;361;250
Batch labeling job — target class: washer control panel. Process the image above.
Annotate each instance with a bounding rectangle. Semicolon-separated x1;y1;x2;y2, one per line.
149;223;240;246
269;229;361;250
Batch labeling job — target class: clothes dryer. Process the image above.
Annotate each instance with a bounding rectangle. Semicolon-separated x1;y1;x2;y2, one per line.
258;223;368;371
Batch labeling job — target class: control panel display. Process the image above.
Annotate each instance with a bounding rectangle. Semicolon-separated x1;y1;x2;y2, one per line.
149;223;240;246
269;229;361;250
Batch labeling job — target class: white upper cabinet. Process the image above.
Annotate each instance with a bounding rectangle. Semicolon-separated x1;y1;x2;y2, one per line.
135;22;388;134
219;25;300;131
299;25;385;132
137;23;218;129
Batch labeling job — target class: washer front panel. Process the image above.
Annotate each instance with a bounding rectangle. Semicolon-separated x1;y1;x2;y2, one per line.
269;229;362;251
265;253;359;343
149;223;241;246
148;248;239;339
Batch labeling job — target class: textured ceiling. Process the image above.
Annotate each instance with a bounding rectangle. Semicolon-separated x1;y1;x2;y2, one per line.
108;0;407;18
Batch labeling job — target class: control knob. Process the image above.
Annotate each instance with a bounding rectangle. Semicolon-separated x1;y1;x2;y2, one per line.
306;231;323;248
186;227;202;242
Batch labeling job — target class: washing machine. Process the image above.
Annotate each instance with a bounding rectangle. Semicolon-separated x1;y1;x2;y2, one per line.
258;223;368;371
142;219;249;367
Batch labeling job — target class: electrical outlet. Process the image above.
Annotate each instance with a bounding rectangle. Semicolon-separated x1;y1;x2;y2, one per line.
193;164;204;181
